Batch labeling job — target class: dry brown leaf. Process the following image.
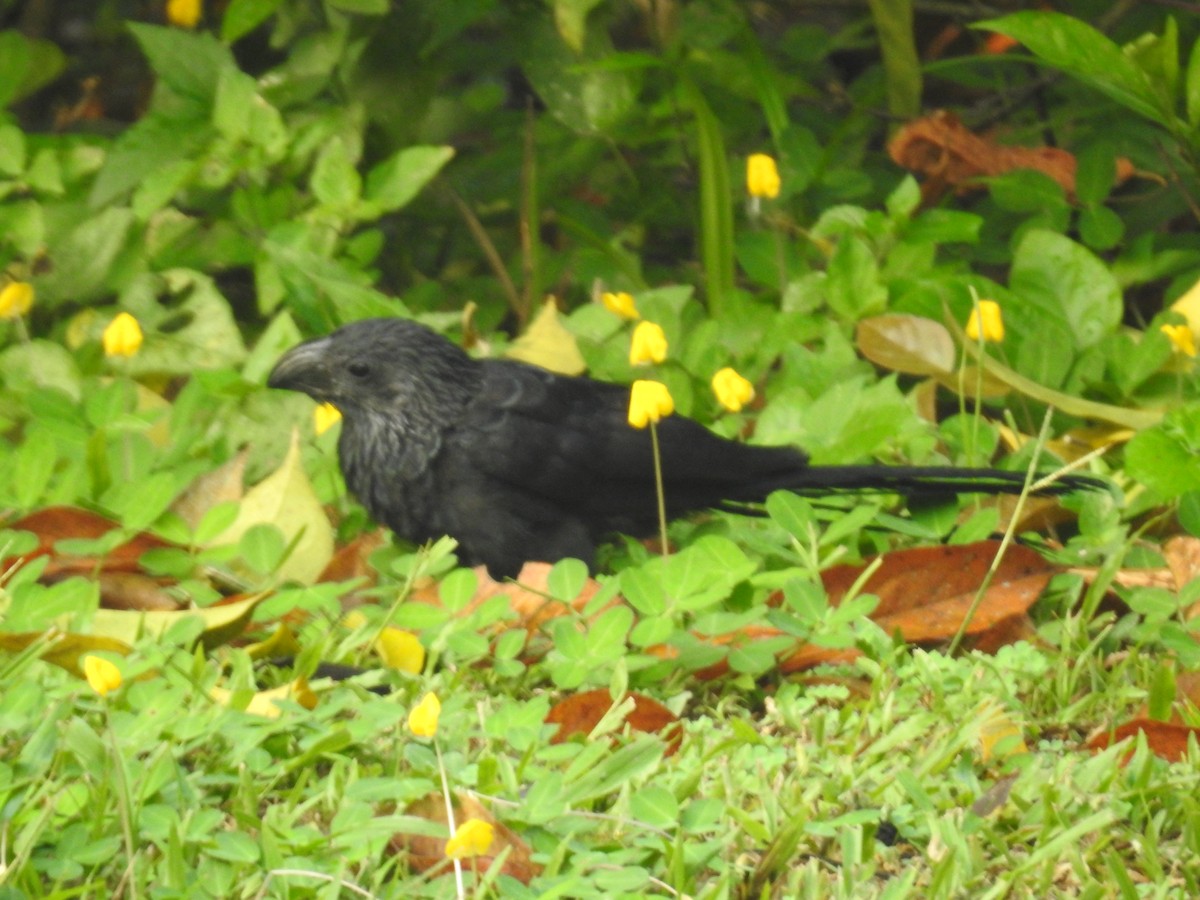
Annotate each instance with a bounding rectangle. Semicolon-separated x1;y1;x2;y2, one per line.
686;541;1061;679
1163;536;1200;622
545;689;682;756
170;449;248;530
1088;719;1200;764
888;110;1136;202
3;506;175;578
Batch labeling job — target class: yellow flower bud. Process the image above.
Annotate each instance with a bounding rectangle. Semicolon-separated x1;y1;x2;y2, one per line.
83;655;122;697
376;628;425;674
601;291;639;320
445;818;494;860
166;0;202;28
408;691;441;738
746;153;781;199
965;300;1004;343
711;367;755;413
1161;323;1197;358
314;402;342;435
0;281;34;319
103;312;144;358
629;320;667;366
627;379;674;429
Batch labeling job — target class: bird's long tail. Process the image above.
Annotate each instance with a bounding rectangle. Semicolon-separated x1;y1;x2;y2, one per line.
769;465;1102;499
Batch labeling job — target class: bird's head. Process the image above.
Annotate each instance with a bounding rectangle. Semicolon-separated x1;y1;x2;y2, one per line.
267;318;478;419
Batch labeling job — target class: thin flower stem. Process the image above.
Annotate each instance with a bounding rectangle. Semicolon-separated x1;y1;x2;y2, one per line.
435;739;465;899
649;422;669;558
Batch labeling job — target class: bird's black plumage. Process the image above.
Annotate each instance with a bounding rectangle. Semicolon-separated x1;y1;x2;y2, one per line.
268;318;1101;578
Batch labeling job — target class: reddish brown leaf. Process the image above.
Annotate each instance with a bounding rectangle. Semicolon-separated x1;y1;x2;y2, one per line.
392;793;539;884
93;571;182;611
685;541;1061;678
3;506;175;577
824;541;1058;642
317;529;388;607
1088;719;1200;764
888;111;1136;202
546;689;682;756
170;449;247;530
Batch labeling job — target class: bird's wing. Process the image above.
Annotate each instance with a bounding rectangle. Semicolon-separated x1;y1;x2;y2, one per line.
449;361;806;520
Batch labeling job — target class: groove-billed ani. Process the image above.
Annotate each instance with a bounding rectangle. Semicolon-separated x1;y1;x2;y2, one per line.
268;318;1101;579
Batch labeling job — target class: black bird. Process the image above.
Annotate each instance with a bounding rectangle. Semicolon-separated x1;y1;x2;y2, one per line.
268;318;1100;579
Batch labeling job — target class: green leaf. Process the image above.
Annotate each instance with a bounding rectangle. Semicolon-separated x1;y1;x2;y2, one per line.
1125;408;1200;499
362;145;454;215
552;0;605;53
522;17;635;134
38;208;135;306
547;558;589;603
0;340;83;401
1187;34;1200;126
127;23;234;104
310;137;362;211
120;270;248;374
1009;230;1121;350
975;12;1171;127
0;123;26;175
0;31;66;108
221;0;285;43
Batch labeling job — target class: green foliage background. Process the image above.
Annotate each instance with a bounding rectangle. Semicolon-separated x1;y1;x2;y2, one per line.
3;1;1200;896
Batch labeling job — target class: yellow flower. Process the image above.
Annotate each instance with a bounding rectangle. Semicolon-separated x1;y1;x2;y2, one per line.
376;628;425;674
629;320;667;366
602;291;639;320
0;281;34;319
627;380;674;429
408;692;441;738
445;818;495;860
711;367;755;413
1161;323;1197;357
314;402;342;435
166;0;202;28
103;312;144;358
83;655;122;697
746;153;781;199
965;300;1004;343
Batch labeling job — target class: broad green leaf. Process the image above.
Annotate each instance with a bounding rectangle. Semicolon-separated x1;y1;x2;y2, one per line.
37;208;135;305
127;23;233;104
310;137;362;211
0;123;25;175
0;339;83;400
221;0;285;43
120;269;248;374
976;12;1171;127
0;30;65;108
1125;408;1200;499
1009;230;1121;350
210;431;334;584
522;17;635;134
362;145;454;215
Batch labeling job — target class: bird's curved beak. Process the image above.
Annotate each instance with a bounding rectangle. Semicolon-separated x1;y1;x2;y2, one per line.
268;337;334;400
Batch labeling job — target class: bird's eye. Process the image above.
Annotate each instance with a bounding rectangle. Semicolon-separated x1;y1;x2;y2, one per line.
348;362;371;378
